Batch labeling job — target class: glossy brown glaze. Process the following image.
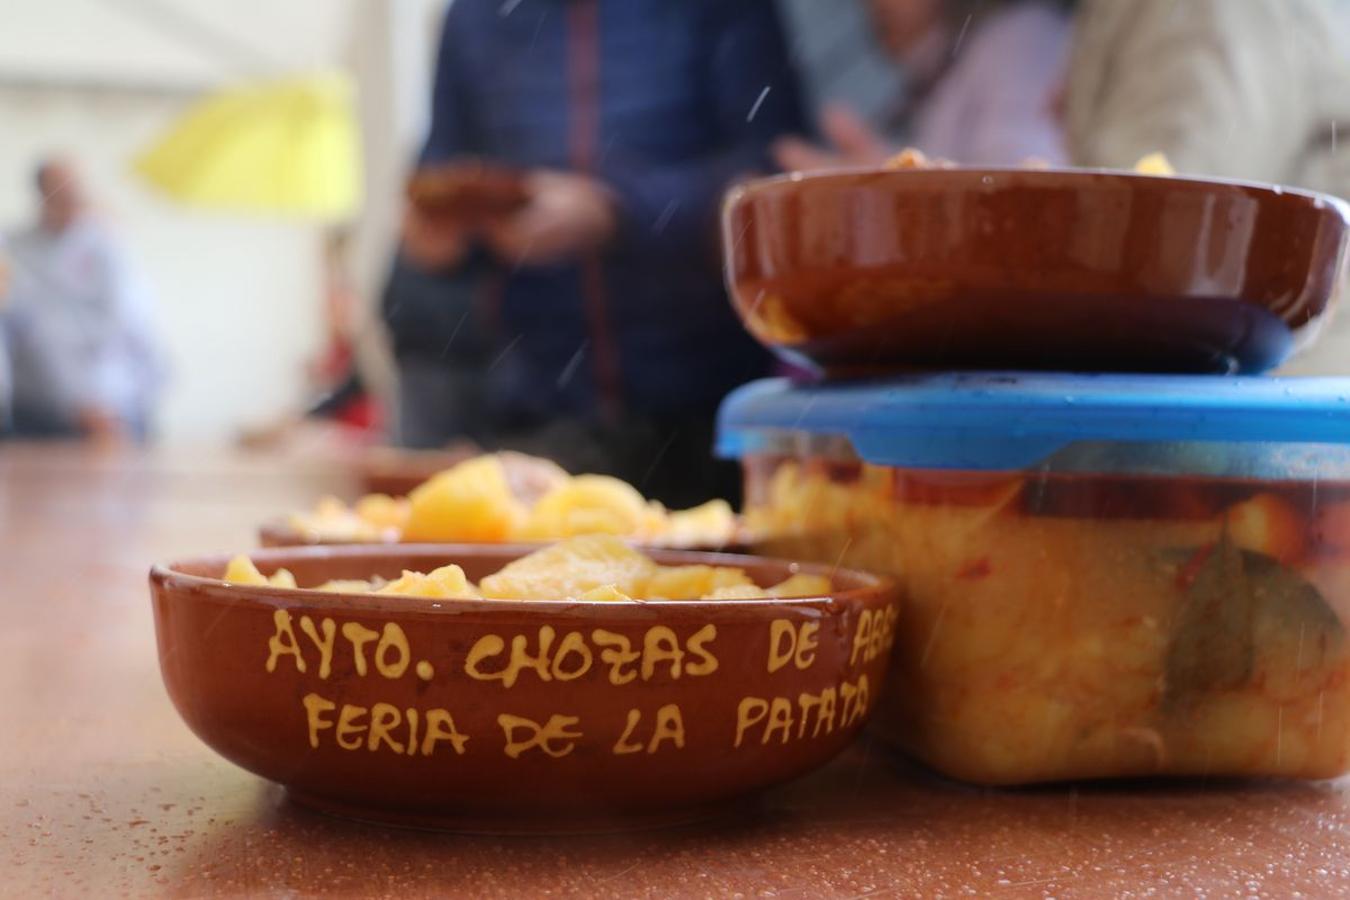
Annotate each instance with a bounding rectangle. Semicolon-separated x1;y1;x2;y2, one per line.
353;446;476;497
740;452;1350;786
150;545;897;832
724;169;1350;375
11;444;1350;896
407;160;529;221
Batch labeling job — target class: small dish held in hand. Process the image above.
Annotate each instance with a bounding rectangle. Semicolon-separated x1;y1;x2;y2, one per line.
723;167;1350;375
149;542;897;832
407;160;529;222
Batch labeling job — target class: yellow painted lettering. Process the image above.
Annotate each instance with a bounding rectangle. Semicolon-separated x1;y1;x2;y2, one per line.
298;615;336;679
301;693;334;748
684;624;719;676
843;675;871;727
551;630;593;681
367;703;404;754
405;708;419;756
869;612;888;662
465;634;508;682
498;713;582;759
592;629;640;685
797;692;822;739
504;627;555;688
341;622;379;676
421;709;469;756
647;704;686;753
764;697;794;745
375;623;411;679
734;697;769;748
795;621;819;670
266;610;306;674
815;687;837;737
612;708;644;755
767;619;796;673
849;609;873;666
335;703;368;750
840;680;857;723
642;626;684;681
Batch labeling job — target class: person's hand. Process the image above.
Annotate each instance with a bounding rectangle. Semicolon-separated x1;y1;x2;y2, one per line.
401;203;470;271
482;170;617;267
773;104;892;172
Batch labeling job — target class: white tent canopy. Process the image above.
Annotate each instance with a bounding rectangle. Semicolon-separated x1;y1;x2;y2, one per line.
0;0;358;92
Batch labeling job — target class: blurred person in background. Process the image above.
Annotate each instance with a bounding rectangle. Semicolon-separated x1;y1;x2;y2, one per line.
300;229;380;434
396;0;806;506
2;157;165;443
1063;0;1350;376
238;229;384;453
775;0;1073;170
775;0;906;146
1065;0;1350;196
0;238;11;431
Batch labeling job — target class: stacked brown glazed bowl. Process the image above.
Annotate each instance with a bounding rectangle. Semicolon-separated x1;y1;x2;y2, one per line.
718;166;1350;785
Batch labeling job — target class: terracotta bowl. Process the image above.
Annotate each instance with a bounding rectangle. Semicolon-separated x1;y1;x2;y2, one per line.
149;545;898;832
723;168;1350;375
353;446;476;498
257;519;396;548
407;160;529;221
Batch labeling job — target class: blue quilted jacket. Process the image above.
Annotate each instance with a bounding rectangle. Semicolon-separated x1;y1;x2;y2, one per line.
418;0;806;424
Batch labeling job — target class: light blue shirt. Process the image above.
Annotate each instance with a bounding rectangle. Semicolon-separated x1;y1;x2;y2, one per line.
3;219;165;430
777;0;906;138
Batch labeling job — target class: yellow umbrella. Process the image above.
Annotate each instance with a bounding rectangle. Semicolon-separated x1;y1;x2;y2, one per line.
135;72;361;219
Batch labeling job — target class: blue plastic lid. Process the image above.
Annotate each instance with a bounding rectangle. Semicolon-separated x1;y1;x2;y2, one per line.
716;374;1350;475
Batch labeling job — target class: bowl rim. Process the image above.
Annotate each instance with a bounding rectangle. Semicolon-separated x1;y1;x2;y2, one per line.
256;517;754;552
150;542;894;615
258;516;394;546
725;164;1350;214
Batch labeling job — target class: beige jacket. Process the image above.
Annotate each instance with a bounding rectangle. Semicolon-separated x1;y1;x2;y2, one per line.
1066;0;1350;374
1067;0;1350;194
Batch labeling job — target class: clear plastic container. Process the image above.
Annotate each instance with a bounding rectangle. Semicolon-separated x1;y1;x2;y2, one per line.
718;374;1350;784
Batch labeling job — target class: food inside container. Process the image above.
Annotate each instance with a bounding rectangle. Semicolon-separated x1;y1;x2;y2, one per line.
224;535;833;601
270;452;739;550
718;373;1350;785
722;167;1350;376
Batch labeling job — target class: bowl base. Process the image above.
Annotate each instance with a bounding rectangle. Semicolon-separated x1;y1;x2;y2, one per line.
285;788;751;835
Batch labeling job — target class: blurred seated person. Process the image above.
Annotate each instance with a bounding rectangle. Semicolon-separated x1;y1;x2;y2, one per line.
1065;0;1349;194
3;158;165;443
397;0;806;507
238;230;384;453
775;0;1073;170
306;229;379;433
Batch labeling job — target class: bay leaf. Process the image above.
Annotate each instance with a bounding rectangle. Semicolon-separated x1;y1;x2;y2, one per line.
1161;533;1344;709
1164;530;1256;709
1244;552;1344;668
